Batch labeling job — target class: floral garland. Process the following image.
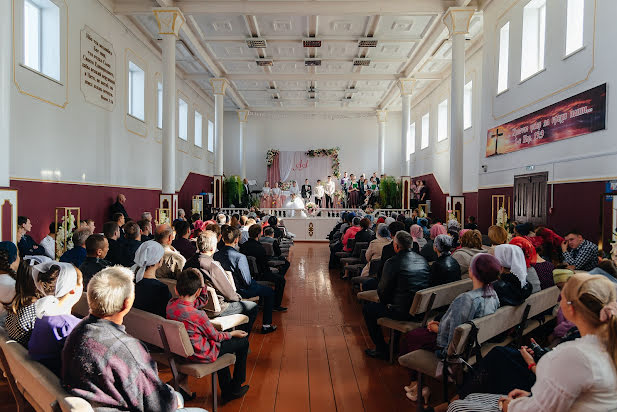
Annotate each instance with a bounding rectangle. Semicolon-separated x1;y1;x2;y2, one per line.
266;149;279;166
305;147;340;178
56;213;76;255
305;202;319;216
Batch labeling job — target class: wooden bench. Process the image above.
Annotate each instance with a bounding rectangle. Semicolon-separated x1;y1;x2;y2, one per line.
0;329;93;412
398;286;560;411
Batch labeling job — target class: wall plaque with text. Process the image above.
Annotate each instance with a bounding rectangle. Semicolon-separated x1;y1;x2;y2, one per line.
80;26;116;110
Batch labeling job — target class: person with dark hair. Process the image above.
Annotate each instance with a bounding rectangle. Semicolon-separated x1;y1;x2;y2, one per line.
131;241;170;318
267;216;284;239
137;219;153;242
376;221;406;281
40;221;58;259
363;231;430;360
260;226;288;260
0;242;19;326
464;216;478;230
214;227;277;334
5;260;38;346
354;217;374;244
167;268;250;403
16;216;45;257
430;234;461;286
120;221;142;267
59;227;92;267
589;259;617;283
109;194;129;220
111;212;126;239
561;229;598;271
452;230;486;277
172;220;196;261
155;224;186;279
79;234;110;288
102;221;123;266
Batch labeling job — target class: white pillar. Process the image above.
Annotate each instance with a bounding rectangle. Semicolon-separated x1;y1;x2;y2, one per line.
398;79;415;177
443;7;475;197
154;8;184;194
238;110;249;178
210;79;229;176
0;0;11;187
376;110;387;175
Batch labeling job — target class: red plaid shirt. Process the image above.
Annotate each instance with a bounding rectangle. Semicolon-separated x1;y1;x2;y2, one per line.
166;288;231;363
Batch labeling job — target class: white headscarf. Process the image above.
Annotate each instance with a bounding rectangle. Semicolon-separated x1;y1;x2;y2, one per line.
494;244;528;287
384;217;395;225
25;255;53;266
32;261;79;318
131;240;165;283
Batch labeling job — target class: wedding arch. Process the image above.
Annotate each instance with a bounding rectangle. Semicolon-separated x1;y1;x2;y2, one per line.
266;147;340;184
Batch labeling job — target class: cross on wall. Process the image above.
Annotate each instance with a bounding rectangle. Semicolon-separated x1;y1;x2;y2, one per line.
491;128;503;156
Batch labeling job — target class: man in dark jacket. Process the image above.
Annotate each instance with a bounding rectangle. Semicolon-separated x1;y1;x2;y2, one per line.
301;179;312;201
79;234;111;288
119;221;142;267
363;231;430;359
109;194;129;220
103;221;124;266
354;217;374;245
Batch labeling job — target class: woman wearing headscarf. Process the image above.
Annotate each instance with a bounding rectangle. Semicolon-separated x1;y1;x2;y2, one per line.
452;230;487;277
410;224;427;253
417;218;430;239
509;237;549;291
493;244;533;306
0;241;19;326
420;223;447;263
28;262;83;376
430;234;461;287
534;227;564;263
448;273;617;412
401;254;501;404
131;240;171;318
447;219;462;248
360;223;391;277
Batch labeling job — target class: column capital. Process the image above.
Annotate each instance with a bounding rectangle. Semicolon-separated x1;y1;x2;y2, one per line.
210;78;229;95
442;7;475;37
397;79;416;96
376;110;387;123
153;7;185;37
237;109;250;123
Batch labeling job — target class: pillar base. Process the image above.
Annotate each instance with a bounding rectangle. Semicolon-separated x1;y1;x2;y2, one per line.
446;196;465;225
213;175;224;209
159;193;178;225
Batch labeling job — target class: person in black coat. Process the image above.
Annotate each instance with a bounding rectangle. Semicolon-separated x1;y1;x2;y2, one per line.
376;221;405;281
79;234;111;288
102;221;124;266
241;179;251;208
301;179;312;201
354;218;374;245
429;234;461;286
364;231;430;359
109;194;129;220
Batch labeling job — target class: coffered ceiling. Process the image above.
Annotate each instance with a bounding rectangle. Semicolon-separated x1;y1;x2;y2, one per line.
112;0;486;112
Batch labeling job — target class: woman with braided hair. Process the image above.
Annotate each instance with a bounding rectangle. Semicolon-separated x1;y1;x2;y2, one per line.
0;241;19;326
5;260;39;345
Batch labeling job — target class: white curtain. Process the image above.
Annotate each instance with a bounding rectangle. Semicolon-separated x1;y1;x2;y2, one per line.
279;151;295;182
278;151;332;184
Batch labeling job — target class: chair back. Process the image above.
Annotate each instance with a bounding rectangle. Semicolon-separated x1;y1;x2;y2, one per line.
245;255;259;277
353;242;369;258
409;279;473;315
360;249;368;264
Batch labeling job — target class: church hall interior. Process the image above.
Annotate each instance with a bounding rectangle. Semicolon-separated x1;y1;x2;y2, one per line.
1;0;617;411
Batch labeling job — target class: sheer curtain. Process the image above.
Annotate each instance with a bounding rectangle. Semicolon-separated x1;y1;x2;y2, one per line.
279;151;295;182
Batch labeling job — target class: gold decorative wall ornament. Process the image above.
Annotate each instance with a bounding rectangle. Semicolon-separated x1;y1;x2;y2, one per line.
210;78;229;96
152;8;185;37
308;222;314;237
442;7;475;37
397;79;416;96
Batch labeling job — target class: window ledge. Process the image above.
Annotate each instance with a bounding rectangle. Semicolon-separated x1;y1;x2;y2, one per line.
496;87;509;97
464;126;472;131
156;126;162;131
194;144;203;149
127;113;145;124
563;45;585;60
19;64;63;86
178;137;188;141
519;67;546;85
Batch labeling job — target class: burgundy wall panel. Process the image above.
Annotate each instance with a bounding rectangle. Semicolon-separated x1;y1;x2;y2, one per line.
412;174;446;222
464;192;478;223
2;200;13;241
177;173;213;217
477;187;514;234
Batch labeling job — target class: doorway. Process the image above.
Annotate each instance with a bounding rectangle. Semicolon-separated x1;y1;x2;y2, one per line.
513;172;548;226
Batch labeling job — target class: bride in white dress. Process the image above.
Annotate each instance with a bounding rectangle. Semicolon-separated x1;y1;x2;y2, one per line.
284;193;307;217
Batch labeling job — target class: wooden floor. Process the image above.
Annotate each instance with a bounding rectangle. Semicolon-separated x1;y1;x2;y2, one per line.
0;242;415;411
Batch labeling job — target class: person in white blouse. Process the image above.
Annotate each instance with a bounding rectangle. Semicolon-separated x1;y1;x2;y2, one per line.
39;222;57;259
314;180;325;207
261;181;272;209
271;182;282;208
324;176;336;208
289;181;300;196
447;272;617;412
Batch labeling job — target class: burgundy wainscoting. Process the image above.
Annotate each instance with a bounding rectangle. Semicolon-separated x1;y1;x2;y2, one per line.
477;187;514;234
412;174;446;222
1;200;12;241
177;173;213;216
463;192;478;223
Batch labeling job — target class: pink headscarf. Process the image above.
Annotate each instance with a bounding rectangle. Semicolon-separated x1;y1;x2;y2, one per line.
430;223;447;240
410;224;423;241
459;229;471;238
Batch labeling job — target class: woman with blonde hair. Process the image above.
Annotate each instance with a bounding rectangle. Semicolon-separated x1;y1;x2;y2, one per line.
487;225;509;254
447;272;617;412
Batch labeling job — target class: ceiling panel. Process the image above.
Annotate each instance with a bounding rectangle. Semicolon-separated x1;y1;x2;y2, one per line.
315;80;349;90
191;14;250;38
233;80;271;90
360;62;404;74
267;41;308;59
320;41;360;59
280;90;307;99
256;15;308;37
270;62;308;74
367;42;416;59
275;80;310;90
220;61;266;74
207;41;259;59
354;80;393;90
318;15;369;37
376;15;435;39
315;61;354;74
318;91;345;100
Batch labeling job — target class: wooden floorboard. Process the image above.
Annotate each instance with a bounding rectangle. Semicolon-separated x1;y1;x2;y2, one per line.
0;242;417;411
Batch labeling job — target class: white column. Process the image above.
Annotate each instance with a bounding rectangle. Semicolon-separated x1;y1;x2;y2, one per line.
443;7;475;197
238;110;249;178
398;79;415;177
0;0;11;187
210;79;229;176
154;8;185;194
376;110;387;175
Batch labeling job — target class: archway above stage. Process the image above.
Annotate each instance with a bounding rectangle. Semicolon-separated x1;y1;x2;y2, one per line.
266;148;340;184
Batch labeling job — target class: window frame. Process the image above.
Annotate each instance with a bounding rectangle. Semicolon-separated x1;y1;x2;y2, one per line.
497;22;510;95
520;0;547;82
194;111;203;148
565;0;585;58
22;0;60;82
437;99;448;142
408;122;416;156
421;113;430;150
127;60;145;122
464;81;473;130
207;119;214;152
178;97;188;141
157;81;163;129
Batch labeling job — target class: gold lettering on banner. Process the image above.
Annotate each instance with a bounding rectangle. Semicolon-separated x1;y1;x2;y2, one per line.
308;222;314;237
80;26;116;111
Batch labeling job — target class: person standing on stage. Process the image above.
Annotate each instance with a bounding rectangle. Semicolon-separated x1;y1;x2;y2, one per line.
301;179;312;202
314;180;325;207
325;176;336;208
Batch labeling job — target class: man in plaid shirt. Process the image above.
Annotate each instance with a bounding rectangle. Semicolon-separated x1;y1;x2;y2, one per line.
167;268;250;403
561;230;599;271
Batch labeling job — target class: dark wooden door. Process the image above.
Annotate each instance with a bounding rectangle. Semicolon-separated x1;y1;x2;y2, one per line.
513;172;548;226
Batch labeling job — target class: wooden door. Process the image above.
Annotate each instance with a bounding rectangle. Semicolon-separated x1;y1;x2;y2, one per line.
513;172;548;226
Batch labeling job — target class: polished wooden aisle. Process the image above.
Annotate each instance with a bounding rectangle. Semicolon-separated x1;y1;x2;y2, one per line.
0;243;414;411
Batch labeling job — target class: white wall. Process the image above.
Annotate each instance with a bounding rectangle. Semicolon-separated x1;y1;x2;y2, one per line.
479;0;615;188
223;112;402;185
9;0;214;191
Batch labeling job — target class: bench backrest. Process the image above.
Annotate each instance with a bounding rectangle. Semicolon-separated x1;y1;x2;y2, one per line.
159;277;179;298
352;242;369;258
409;279;473;315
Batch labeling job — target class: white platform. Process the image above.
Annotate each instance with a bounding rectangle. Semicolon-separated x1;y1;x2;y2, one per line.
280;217;338;241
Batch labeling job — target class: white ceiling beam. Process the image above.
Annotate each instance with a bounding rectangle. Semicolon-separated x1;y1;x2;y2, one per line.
115;0;455;15
184;36;423;43
194;73;402;81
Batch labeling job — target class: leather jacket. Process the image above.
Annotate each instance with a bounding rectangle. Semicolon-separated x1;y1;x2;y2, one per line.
429;253;461;287
377;249;430;316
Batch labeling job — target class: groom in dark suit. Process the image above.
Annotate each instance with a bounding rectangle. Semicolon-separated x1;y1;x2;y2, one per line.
242;178;251;207
301;179;312;201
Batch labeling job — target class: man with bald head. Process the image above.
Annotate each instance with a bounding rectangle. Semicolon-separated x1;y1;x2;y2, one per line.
109;194;129;220
155;224;186;279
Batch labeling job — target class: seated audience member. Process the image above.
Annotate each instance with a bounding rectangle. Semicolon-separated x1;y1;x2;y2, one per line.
28;262;83;376
138;219;154;242
561;229;599;271
534;227;563;263
103;221;124;265
155;224;186;279
5;261;38;345
410;224;427;253
217;213;227;226
401;254;501;403
240;224;287;312
39;222;57;259
342;217;362;252
79;234;110;288
80;219;96;234
17;216;46;257
120;221;142;266
430;234;461;286
452;230;486;276
510;236;554;290
513;222;534;242
449;273;617;412
446;219;462;249
214;227;277;334
140;212;154;241
131;241;170;318
230;214;241;230
487;225;509;254
61;266;197;411
376;221;406;280
354;218;374;245
420;223;447;263
493;244;533;306
112;212;126;238
364;231;430;359
173;208;187;227
589;259;617;283
360;223;391;277
417;218;430;239
260;227;287;259
464;216;478;230
167;269;250;403
184;231;258;334
0;242;19;326
59;227;91;267
267;216;286;240
172;220;197;261
238;216;250;245
109;194;129;220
